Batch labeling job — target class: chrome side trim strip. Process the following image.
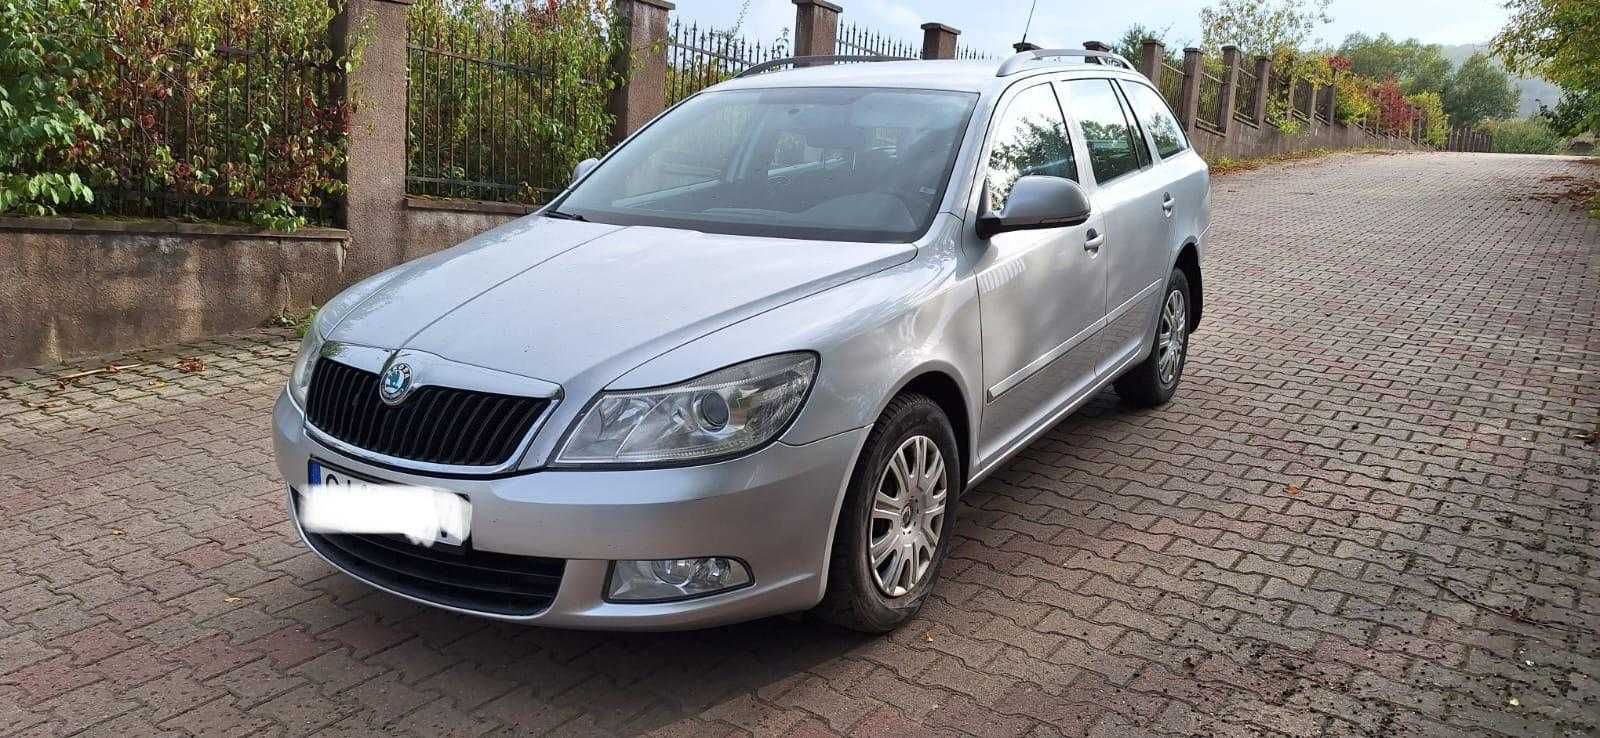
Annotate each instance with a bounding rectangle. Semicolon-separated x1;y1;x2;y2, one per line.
986;317;1106;402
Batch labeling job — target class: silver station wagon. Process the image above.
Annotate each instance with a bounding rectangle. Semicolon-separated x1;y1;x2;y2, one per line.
273;50;1209;632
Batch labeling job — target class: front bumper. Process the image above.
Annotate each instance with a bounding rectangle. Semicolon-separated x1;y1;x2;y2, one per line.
272;391;868;629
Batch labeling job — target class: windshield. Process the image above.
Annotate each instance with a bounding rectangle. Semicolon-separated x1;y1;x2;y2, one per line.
554;87;978;243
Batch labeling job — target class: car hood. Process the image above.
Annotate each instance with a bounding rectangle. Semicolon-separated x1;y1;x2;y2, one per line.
327;217;915;385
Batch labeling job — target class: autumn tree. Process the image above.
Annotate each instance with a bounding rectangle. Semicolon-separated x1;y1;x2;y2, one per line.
1337;32;1452;95
1198;0;1331;56
1493;0;1600;135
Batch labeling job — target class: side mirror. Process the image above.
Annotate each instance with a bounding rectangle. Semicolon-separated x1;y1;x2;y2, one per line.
976;175;1091;239
571;158;600;184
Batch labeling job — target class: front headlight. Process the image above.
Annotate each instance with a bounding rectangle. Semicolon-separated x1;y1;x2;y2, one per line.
556;352;818;466
288;328;325;409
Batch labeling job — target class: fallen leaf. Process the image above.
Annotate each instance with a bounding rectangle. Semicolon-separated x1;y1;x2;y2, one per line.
110;529;125;535
1286;484;1302;496
922;632;934;643
1507;696;1520;707
224;596;242;603
176;357;206;374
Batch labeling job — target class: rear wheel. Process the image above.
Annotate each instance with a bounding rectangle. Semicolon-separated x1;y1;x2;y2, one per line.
1114;268;1191;407
814;393;960;633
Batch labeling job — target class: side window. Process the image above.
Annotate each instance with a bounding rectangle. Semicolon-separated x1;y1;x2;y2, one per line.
1114;84;1153;168
1121;82;1188;159
1064;79;1144;184
984;84;1076;213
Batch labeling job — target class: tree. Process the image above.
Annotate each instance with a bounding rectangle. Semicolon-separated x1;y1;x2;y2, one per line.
1337;32;1452;95
1494;0;1600;135
1443;53;1519;127
1198;0;1332;56
1113;23;1182;69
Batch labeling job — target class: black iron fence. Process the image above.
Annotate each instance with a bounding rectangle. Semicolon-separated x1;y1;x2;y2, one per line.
94;30;344;226
955;45;994;61
1157;62;1184;111
834;21;917;58
1195;70;1224;130
1232;67;1258;125
665;20;789;104
405;10;611;204
1291;78;1314;121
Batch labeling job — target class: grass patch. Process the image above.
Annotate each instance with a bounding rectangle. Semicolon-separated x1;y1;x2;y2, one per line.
1206;148;1399;176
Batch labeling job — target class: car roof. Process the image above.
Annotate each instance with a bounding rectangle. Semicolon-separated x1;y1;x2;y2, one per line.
710;59;1147;96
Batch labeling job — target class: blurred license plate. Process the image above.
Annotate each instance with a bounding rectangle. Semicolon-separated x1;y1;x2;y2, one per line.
304;460;470;547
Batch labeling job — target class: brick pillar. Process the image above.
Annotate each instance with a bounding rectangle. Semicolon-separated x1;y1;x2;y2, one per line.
920;23;959;60
1251;56;1272;125
1216;45;1241;133
1177;47;1203;132
608;0;674;145
793;0;841;58
1139;40;1165;87
334;0;411;281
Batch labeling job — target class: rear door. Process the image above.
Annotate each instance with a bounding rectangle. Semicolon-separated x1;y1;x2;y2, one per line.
1060;77;1171;374
972;81;1107;463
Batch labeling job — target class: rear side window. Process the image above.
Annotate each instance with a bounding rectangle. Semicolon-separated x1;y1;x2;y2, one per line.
984;83;1077;213
1064;79;1144;184
1121;82;1188;159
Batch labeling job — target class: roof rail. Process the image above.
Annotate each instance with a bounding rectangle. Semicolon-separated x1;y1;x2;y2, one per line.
735;54;916;79
996;49;1135;76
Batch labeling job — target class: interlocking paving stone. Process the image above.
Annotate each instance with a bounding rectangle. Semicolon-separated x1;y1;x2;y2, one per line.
1;152;1596;736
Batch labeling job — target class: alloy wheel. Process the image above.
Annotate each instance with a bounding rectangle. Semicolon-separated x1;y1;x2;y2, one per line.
1157;289;1187;387
868;435;947;598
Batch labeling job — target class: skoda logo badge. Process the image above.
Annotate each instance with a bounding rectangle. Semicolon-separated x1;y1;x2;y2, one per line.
379;362;414;405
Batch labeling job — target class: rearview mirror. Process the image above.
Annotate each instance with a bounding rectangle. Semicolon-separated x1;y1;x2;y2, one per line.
977;176;1091;239
571;158;600;184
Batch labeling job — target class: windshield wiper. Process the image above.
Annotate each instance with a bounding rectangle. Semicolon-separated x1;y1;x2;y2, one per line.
543;209;587;222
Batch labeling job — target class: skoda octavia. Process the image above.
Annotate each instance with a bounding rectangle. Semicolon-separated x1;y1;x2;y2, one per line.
273;50;1208;632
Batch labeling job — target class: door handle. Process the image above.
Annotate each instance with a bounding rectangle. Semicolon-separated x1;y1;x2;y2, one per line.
1084;228;1104;252
1161;193;1175;216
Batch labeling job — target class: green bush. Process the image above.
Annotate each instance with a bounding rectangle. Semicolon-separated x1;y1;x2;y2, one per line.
1;0;356;230
0;0;107;215
1481;117;1563;154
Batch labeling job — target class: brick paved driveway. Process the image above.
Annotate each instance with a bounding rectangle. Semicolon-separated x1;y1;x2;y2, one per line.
2;152;1597;737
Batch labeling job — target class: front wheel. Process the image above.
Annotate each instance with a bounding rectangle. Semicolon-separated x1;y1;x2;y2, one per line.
813;393;961;633
1114;268;1192;407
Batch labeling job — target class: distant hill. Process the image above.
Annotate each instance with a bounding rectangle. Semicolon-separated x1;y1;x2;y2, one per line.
1438;43;1562;118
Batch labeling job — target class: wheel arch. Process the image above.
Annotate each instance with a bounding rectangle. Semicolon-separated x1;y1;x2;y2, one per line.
1174;240;1203;332
888;368;974;489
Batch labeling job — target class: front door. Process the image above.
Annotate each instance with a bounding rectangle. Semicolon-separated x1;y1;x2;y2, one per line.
973;81;1108;463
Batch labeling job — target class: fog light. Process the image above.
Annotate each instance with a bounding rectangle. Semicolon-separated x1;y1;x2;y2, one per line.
608;557;752;602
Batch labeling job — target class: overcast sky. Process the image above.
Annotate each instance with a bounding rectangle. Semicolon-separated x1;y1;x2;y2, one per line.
667;0;1510;57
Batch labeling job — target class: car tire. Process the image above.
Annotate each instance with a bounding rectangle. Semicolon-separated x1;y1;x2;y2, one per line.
813;392;961;633
1114;267;1192;408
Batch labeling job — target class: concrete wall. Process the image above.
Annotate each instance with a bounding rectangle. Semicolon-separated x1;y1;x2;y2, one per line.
1;219;347;368
1188;117;1423;160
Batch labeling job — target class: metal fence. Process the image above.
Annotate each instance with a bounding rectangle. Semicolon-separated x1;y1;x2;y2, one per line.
406;15;610;204
1232;67;1258;125
1446;126;1490;152
955;45;995;61
834;21;917;58
94;30;342;225
665;20;789;104
1291;78;1314;121
1195;70;1224;130
1157;62;1184;111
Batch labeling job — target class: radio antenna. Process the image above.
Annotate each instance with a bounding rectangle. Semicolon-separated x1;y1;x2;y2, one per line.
1020;0;1039;44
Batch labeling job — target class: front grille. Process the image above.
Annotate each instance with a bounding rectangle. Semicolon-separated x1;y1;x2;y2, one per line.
297;497;564;616
305;358;548;467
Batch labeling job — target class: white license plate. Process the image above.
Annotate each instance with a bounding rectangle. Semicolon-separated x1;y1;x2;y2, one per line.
304;460;471;547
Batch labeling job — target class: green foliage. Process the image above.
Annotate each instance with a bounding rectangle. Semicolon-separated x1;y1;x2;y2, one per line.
1494;0;1600;136
1;0;356;230
1406;91;1448;146
1198;0;1331;57
0;0;107;215
1333;72;1376;125
407;0;617;204
1443;53;1519;127
1337;32;1451;95
1113;23;1183;69
1479;117;1562;153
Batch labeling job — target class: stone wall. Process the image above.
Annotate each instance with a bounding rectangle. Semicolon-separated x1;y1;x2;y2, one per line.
1;219;347;368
